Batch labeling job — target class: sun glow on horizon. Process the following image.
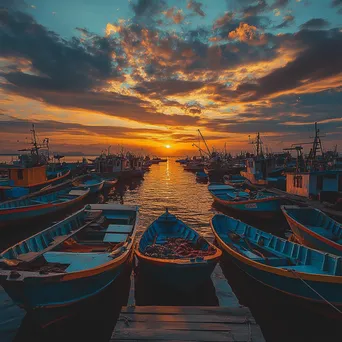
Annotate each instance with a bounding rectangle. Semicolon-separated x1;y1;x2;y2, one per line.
165;145;171;149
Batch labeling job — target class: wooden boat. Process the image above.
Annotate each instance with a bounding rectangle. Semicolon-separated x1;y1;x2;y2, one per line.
208;183;281;216
0;188;89;228
183;162;205;172
136;210;222;291
74;175;105;194
211;214;342;308
223;175;246;187
282;205;342;256
195;171;208;182
0;203;139;310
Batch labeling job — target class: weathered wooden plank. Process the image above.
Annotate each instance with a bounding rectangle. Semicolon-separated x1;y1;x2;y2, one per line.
115;320;250;331
117;313;252;324
121;306;251;316
111;328;247;341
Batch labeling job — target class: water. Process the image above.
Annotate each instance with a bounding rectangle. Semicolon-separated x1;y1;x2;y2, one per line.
0;157;340;341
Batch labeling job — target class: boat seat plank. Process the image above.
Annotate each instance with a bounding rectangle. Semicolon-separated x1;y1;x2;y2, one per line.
17;252;41;262
43;252;111;272
106;224;133;233
106;214;131;221
104;233;128;243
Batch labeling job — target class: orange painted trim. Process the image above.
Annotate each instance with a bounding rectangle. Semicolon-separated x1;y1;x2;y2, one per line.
283;210;342;251
210;220;342;284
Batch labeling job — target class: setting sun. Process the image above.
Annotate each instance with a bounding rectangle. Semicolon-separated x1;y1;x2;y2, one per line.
165;145;171;149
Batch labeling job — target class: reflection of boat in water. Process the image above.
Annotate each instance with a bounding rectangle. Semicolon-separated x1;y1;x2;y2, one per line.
136;210;221;291
0;188;89;228
0;204;139;311
211;214;342;310
282;205;342;256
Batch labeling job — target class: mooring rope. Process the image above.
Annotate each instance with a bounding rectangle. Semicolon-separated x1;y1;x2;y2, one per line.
288;269;342;315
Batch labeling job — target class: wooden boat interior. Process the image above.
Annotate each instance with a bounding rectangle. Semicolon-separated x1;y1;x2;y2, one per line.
212;214;342;276
1;206;137;273
0;189;87;209
139;212;210;253
283;206;342;242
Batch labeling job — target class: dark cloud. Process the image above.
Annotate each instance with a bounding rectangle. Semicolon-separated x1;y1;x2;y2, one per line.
331;0;342;14
187;0;205;17
131;0;166;18
271;0;289;9
300;18;330;30
274;15;295;29
236;29;342;101
242;0;267;18
134;80;205;96
0;9;121;92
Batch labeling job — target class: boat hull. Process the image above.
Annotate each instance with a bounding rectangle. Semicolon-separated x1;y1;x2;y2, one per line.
283;211;342;256
211;194;281;216
0;190;89;227
137;257;217;291
0;259;128;310
219;247;342;306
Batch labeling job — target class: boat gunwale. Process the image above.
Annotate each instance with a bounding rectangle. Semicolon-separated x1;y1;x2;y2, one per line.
281;205;342;252
210;214;342;284
0;204;139;280
136;217;222;265
209;191;280;205
0;188;90;214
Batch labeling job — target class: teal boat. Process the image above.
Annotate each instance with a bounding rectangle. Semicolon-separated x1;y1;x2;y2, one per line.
0;204;139;310
74;175;105;194
136;210;222;291
282;205;342;256
211;214;342;309
208;183;281;216
0;188;89;228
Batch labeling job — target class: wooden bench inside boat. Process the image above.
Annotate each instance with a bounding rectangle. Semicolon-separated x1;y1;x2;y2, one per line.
105;214;132;224
43;252;112;272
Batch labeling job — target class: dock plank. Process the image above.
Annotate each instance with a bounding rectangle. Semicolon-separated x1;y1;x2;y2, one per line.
111;306;264;342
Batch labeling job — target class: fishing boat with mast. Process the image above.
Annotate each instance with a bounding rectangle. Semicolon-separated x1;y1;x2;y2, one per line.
0;125;71;201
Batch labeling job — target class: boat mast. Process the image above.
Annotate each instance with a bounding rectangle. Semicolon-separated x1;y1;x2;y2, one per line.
31;124;39;157
197;129;211;157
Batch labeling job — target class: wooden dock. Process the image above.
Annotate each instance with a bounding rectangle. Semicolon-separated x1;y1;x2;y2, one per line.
111;306;265;341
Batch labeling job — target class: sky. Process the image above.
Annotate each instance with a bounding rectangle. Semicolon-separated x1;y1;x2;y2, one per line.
0;0;342;156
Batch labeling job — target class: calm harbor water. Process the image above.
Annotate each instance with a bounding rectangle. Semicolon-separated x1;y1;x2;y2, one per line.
0;157;340;341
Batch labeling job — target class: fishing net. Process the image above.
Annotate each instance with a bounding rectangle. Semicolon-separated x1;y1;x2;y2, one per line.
143;237;216;259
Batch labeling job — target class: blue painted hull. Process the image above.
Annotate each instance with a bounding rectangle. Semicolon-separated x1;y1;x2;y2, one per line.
289;222;342;256
222;251;342;306
1;263;126;310
138;259;216;291
215;196;281;214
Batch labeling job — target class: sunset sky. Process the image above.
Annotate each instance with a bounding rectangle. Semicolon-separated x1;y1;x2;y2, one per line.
1;0;342;156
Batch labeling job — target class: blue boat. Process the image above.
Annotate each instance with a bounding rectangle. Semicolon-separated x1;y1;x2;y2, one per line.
195;171;208;182
211;214;342;308
0;188;89;228
74;175;105;194
223;174;246;187
0;203;139;310
136;210;222;291
208;183;281;216
282;205;342;256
